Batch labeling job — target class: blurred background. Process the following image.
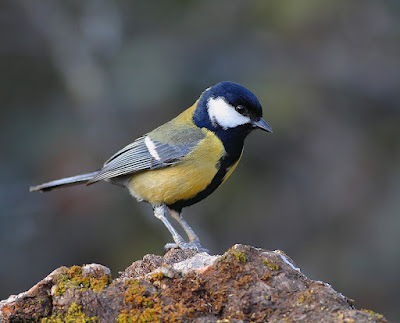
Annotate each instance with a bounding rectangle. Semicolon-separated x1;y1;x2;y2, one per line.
1;0;400;320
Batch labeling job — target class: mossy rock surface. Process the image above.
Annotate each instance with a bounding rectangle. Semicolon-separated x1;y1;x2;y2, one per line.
0;245;389;322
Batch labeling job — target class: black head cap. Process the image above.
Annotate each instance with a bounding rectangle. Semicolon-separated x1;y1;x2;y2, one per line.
204;81;263;121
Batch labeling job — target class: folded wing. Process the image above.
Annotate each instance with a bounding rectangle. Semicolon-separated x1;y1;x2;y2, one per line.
87;135;199;184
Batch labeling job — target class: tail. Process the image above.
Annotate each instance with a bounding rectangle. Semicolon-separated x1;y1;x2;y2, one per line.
30;171;100;192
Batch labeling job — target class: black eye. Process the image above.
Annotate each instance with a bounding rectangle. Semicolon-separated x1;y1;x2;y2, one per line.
235;105;246;115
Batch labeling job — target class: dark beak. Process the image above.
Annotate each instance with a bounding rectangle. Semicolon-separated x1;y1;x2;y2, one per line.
252;118;273;133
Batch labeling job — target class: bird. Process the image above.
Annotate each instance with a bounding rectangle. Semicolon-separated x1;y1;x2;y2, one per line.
30;81;273;252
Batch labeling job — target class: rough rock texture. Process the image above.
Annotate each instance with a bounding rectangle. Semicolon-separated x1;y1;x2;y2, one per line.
0;244;388;322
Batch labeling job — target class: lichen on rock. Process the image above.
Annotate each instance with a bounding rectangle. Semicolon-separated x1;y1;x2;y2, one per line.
0;245;389;322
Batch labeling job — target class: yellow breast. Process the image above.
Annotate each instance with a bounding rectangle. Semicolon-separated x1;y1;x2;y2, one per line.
127;129;226;205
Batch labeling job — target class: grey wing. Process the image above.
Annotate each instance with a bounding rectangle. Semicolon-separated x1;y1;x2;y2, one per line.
87;136;196;184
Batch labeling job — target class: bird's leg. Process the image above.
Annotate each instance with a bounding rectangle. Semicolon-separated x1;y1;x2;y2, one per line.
169;209;200;244
153;205;191;250
168;209;209;253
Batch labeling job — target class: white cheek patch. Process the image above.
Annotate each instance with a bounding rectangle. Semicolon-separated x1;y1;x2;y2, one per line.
207;97;251;129
145;136;161;160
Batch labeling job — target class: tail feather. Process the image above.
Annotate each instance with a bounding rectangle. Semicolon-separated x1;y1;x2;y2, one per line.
30;171;100;192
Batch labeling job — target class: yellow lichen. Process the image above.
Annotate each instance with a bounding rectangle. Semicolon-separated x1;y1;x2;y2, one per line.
53;265;112;296
360;308;384;319
151;272;165;281
54;281;66;296
262;259;280;271
232;250;247;264
41;302;98;323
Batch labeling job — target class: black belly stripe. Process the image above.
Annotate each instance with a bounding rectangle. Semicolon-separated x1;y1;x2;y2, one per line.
167;153;238;211
167;128;248;212
167;107;253;212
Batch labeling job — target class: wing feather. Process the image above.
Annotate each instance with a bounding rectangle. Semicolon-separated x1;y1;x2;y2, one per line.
87;135;198;184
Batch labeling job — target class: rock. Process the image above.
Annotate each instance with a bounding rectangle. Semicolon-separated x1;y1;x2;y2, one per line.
0;244;388;322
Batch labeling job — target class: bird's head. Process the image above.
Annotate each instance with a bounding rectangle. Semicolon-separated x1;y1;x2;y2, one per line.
194;81;273;136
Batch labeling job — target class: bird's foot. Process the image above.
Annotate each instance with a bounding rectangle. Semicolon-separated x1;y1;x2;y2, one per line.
164;241;209;253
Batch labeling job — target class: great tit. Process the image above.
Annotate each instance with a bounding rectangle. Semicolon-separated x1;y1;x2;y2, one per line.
30;81;272;251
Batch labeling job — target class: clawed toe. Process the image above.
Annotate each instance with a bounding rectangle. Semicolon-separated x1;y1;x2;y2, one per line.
164;241;208;253
164;242;180;251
